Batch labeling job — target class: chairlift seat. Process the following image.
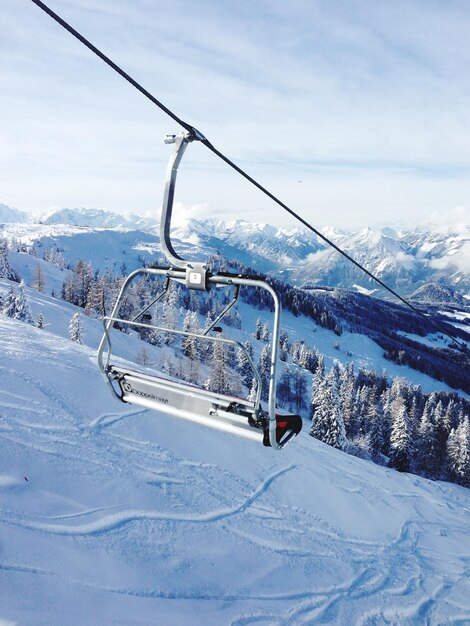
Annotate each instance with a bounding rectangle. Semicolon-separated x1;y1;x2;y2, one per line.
109;365;265;443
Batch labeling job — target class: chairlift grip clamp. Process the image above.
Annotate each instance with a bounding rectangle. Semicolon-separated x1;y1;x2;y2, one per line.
185;261;209;291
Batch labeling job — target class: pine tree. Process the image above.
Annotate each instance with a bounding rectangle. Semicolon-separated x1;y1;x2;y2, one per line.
279;330;289;362
163;281;179;345
13;281;33;324
62;272;75;304
206;337;229;394
298;343;309;369
36;313;45;329
73;260;93;308
2;285;17;317
292;367;307;414
254;317;262;341
69;312;85;344
310;354;325;419
237;342;254;388
32;264;46;292
291;342;300;365
368;394;385;461
310;368;347;450
389;396;413;472
259;343;272;401
182;311;200;384
261;321;270;342
277;366;293;407
447;416;470;486
434;400;450;475
339;362;355;438
248;377;258;403
416;408;438;478
0;238;18;281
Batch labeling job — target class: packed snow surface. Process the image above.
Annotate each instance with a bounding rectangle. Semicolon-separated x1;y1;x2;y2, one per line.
1;315;469;625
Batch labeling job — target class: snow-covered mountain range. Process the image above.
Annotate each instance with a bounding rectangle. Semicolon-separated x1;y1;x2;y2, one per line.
1;203;468;302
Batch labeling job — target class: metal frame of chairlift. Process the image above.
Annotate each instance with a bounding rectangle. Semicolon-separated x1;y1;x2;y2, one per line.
97;131;302;449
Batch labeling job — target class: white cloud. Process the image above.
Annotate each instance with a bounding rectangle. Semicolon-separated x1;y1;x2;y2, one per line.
429;241;470;274
394;252;416;271
426;206;470;235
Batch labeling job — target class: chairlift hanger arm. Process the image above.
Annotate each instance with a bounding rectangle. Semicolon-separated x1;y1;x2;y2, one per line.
160;133;191;270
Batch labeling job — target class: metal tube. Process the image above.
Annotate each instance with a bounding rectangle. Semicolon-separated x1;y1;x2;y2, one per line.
202;284;240;335
159;133;191;269
130;277;170;323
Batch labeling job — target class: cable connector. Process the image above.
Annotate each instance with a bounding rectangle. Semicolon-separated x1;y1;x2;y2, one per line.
187;126;207;142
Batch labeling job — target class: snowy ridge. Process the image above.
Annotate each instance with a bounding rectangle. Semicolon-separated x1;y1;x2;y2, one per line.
2;202;469;299
1;311;469;625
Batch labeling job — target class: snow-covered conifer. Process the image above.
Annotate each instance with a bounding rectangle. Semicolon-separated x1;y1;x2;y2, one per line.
73;260;93;309
389;395;413;472
279;330;289;362
291;341;300;365
206;336;229;394
259;343;272;401
2;285;17;318
276;366;293;407
14;281;33;324
182;311;200;384
37;313;45;329
254;317;262;341
248;377;258;403
237;342;254;388
310;368;347;450
310;354;325;419
416;408;438;478
447;416;470;486
0;238;18;281
368;395;385;461
162;281;179;345
292;367;307;413
339;363;355;438
69;312;85;344
261;322;270;342
32;264;46;292
298;343;309;369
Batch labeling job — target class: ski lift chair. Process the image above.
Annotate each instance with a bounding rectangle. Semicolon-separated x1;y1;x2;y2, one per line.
98;132;302;449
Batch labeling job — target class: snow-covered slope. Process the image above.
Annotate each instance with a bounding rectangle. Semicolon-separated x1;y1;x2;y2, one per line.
1;288;470;625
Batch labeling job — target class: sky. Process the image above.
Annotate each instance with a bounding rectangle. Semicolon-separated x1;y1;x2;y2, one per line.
1;0;470;230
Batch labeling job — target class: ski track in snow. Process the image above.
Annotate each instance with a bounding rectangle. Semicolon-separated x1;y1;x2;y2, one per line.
0;465;296;535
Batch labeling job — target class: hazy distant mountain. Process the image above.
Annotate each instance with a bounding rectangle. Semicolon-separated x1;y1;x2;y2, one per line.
37;206;158;231
0;203;29;223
